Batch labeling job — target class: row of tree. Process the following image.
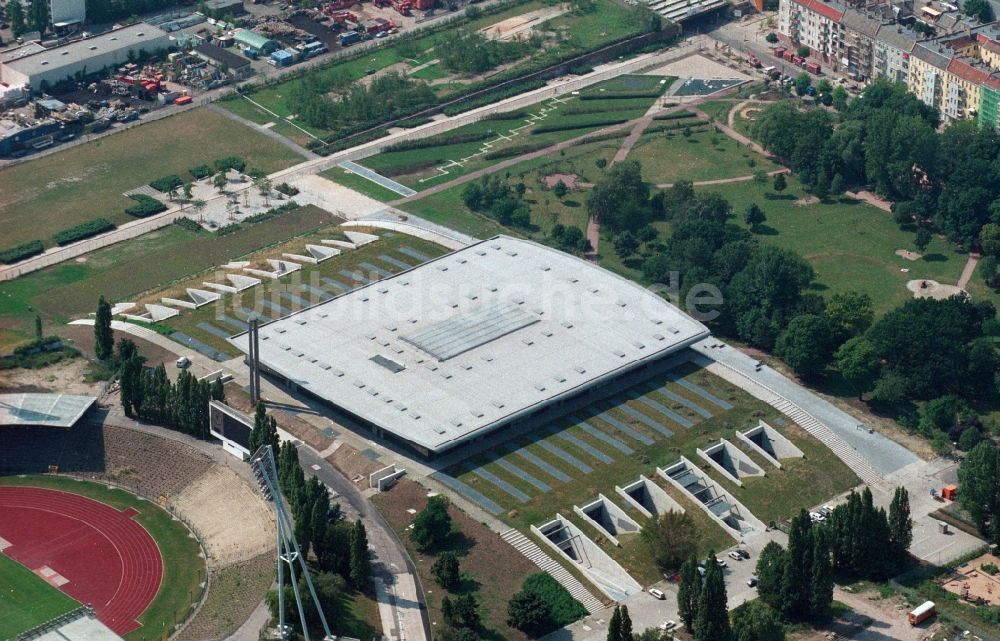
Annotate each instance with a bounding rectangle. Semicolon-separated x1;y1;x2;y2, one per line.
6;0;48;37
958;441;1000;543
755;512;833;623
677;551;733;641
461;174;533;228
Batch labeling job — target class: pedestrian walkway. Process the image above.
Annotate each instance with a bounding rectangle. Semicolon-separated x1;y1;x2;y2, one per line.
339;161;418;197
500;529;605;614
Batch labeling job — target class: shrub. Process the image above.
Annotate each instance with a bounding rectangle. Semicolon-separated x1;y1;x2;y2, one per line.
396;116;435;128
441;78;548;116
579;91;660;100
0;240;45;264
275;182;300;196
149;174;183;193
654;110;694;120
189;164;214;179
482;109;528;121
532;118;629;134
214;155;246;173
52;218;115;245
383;130;493;153
174;218;204;233
983;562;999;575
125;194;168;218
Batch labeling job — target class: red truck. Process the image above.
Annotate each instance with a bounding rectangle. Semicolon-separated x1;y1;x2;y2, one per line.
782;49;794;62
773;47;786;58
748;56;762;68
805;61;821;74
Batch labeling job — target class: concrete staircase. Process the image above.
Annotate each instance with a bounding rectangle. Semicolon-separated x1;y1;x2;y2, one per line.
500;528;605;614
704;361;883;487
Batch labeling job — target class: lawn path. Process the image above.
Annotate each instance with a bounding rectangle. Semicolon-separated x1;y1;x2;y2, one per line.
208;104;319;160
691;105;769;156
957;254;980;290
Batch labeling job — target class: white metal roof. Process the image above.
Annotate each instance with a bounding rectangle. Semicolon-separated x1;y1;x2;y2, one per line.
4;23;169;76
0;393;96;427
229;236;709;453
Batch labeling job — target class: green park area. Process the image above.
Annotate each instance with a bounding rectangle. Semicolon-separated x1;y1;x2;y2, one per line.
221;0;656;144
0;476;204;641
0;206;334;351
437;361;858;585
0;108;305;253
0;555;79;640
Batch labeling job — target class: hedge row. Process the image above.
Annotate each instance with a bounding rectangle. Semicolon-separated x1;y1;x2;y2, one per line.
654;110;694;120
214;156;246;173
483;141;550;160
379;159;440;178
562;104;637;116
149;174;183;193
275;182;300;196
216;202;300;236
174;218;204;233
396;116;435;129
481;109;529;121
0;240;45;264
531;117;628;134
441;78;548;116
53;218;115;246
125;194;168;218
383;130;494;153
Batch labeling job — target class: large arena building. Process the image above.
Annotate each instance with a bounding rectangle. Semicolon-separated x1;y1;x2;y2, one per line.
229;237;709;457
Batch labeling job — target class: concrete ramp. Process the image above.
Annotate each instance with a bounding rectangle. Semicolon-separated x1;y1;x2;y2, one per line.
283;252;317;264
125;303;180;322
737;420;803;468
322;239;358;249
222;261;250;269
269;259;302;274
616;475;684;519
203;282;238;294
697;439;765;486
226;274;261;291
344;230;378;246
161;297;196;310
187;288;221;306
574;494;641;546
111;302;135;315
532;515;642;601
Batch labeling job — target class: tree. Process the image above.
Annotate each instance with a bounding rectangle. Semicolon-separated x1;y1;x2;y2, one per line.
183;182;193;200
964;0;993;21
797;45;810;58
832;85;849;111
695;552;730;641
959;425;984;451
614;231;640;258
754;542;787;611
731;601;784;641
410;495;451;551
432;552;461;590
753;169;768;189
507;590;553;636
773;173;787;193
795;72;811;97
642;510;697;573
809;533;833;620
765;32;778;44
586;160;651;233
958;442;1000;542
95;296;114;361
981;223;1000;257
453;594;481;630
835;337;880;398
210;378;225;401
743;203;766;231
34;314;42;340
620;605;634;641
248;401;279;454
915;228;932;253
8;1;27;37
349;520;371;589
553;180;568;199
596;158;608;170
826;291;874;339
781;511;813;620
29;0;48;34
607;605;622;641
677;555;700;633
888;486;913;563
213;172;227;193
775;314;836;378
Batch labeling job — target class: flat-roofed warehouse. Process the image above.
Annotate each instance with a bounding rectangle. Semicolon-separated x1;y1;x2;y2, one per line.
230;237;709;457
0;23;170;88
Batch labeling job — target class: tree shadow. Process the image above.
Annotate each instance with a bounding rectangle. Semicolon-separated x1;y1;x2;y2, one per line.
763;193;796;201
808;282;829;291
922;253;947;263
624;257;644;270
452;574;482;596
443;530;476;556
751;224;779;236
562;200;581;208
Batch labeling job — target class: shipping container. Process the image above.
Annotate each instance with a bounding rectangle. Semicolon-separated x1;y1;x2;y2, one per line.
773;47;786;57
174;95;193;105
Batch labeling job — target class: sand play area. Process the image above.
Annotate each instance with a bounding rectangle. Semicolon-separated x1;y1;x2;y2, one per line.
906;279;965;300
943;553;1000;606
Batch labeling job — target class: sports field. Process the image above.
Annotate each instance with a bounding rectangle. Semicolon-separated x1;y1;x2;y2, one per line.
0;108;305;251
0;475;205;641
0;554;79;640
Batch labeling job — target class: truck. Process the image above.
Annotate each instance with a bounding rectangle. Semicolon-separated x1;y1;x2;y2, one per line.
773;47;786;58
782;49;794;62
907;601;935;626
339;30;361;46
748;56;762;68
805;61;821;74
763;65;779;79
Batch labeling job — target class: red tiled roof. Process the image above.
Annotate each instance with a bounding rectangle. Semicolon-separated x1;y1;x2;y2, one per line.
948;58;991;84
806;0;844;22
985;75;1000;90
977;33;1000;54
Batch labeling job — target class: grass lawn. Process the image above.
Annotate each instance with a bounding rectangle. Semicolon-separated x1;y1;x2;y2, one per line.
373;478;539;641
400;189;515;239
320;166;406;202
697;98;740;124
0;206;334;351
0;108;305;251
630;128;781;185
155;231;447;358
711;175;967;314
0;554;79;639
0;476;204;641
441;362;859;584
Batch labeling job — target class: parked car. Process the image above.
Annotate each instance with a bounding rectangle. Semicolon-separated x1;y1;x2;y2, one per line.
176;356;192;368
809;511;826;523
659;621;677;631
747;577;758;588
648;588;666;600
737;548;751;560
728;551;743;561
715;557;727;568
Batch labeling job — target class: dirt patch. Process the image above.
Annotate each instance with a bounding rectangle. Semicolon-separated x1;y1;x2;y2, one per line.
895;249;922;261
794;196;820;206
327;443;385;485
906;279;965;300
0;357;101;395
480;4;569;41
739;107;761;120
542;172;582;190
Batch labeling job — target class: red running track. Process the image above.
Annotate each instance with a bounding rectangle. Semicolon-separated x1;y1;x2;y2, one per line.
0;487;163;635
